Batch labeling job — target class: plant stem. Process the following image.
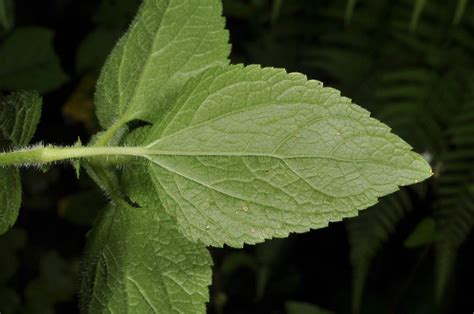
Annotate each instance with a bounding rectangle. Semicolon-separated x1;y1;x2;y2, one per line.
94;118;128;147
0;145;148;167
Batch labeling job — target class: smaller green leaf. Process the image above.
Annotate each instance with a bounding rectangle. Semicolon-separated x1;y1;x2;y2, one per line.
0;27;68;93
80;204;212;314
76;28;120;74
285;301;334;314
0;228;27;283
0;167;21;234
24;251;79;314
58;190;105;226
0;90;42;146
404;217;436;248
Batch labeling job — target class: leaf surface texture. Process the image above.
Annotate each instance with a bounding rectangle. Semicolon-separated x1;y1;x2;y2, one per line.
80;205;212;314
125;65;432;247
95;0;230;128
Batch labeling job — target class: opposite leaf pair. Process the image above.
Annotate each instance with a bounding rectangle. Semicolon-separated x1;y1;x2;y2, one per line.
0;0;432;312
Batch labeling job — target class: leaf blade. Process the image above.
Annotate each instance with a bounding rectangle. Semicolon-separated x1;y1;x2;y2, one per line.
130;65;432;247
0;27;68;93
95;0;230;129
0;90;42;146
80;204;212;314
0;167;21;234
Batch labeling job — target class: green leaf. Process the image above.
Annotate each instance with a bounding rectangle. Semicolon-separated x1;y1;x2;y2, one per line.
126;64;431;247
404;217;436;248
24;251;79;313
58;190;106;226
0;228;27;283
285;301;334;314
0;167;21;234
80;204;212;313
76;28;121;74
0;27;68;93
95;0;230;129
0;90;42;146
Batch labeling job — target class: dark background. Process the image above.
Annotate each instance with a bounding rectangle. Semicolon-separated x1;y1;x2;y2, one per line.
0;0;473;313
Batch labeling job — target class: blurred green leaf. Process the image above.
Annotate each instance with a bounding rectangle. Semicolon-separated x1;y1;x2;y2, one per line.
221;252;258;275
0;27;68;93
0;229;26;314
0;90;42;146
285;301;334;314
0;228;27;283
76;28;120;74
404;217;436;248
254;238;289;300
58;189;106;226
24;251;79;314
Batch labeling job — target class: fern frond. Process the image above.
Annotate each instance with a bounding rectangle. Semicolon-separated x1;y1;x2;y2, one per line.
434;99;474;300
410;0;427;32
346;190;412;314
300;0;474;310
435;188;474;300
344;0;358;25
453;0;468;25
372;67;465;153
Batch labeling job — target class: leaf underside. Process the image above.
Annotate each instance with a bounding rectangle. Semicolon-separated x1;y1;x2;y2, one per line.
0;90;42;146
80;205;212;314
95;0;230;128
124;64;432;248
86;1;432;311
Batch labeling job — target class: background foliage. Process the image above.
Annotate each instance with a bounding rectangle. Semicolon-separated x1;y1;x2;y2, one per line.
0;0;472;313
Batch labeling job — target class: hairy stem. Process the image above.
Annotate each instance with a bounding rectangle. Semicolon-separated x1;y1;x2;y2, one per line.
94;118;128;147
0;145;148;167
